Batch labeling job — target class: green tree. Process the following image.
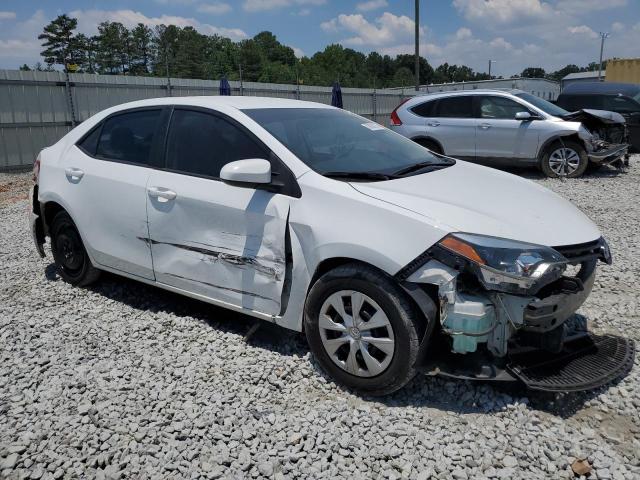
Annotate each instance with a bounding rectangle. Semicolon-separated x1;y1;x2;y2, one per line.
129;24;153;75
521;67;546;78
38;14;79;70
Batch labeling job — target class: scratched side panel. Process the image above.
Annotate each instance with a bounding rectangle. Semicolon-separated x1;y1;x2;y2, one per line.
146;171;289;316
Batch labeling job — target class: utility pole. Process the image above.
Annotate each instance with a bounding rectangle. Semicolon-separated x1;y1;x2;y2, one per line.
488;60;495;79
598;32;610;81
414;0;420;91
239;63;244;96
164;45;171;97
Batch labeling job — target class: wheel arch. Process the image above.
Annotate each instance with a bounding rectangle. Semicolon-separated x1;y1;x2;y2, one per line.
411;135;444;154
537;133;586;162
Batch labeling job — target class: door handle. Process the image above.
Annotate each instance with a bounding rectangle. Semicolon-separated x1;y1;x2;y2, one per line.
147;186;177;201
479;123;492;130
427;121;440;127
64;167;84;180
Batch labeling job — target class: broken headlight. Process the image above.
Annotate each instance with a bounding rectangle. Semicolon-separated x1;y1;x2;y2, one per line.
435;233;568;294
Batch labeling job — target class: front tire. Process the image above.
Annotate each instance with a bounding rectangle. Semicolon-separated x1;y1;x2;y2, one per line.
304;263;429;396
540;140;588;178
50;211;100;286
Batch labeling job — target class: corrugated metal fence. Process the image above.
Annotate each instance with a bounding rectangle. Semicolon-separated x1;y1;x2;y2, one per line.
0;69;412;170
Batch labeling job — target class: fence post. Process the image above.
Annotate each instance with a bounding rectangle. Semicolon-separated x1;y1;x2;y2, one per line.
64;69;77;126
372;88;377;123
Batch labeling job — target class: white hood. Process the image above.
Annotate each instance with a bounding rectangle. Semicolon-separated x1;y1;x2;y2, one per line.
351;161;601;247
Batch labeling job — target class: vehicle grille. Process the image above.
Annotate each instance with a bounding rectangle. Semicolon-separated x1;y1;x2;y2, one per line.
553;239;602;264
508;333;635;392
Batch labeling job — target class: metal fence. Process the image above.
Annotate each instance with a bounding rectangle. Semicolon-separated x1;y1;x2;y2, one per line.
0;69;412;170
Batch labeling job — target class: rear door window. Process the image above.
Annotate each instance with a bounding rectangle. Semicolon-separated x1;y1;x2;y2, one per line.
433;96;473;118
95;109;162;165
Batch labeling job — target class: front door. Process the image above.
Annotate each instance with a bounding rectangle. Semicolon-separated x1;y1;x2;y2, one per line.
474;95;541;163
145;107;290;316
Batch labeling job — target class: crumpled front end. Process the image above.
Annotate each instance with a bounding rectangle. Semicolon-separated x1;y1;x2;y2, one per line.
398;235;635;391
570;109;630;166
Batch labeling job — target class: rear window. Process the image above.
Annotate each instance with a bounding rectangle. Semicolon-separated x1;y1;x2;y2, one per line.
411;100;436;117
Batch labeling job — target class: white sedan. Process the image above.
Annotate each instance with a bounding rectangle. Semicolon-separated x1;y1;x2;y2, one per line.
31;97;632;395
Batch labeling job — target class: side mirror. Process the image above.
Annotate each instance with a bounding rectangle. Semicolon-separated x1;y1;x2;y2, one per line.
220;159;271;185
515;111;532;121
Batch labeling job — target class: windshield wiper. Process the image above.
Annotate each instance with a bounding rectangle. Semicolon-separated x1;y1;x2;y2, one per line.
323;171;398;181
392;160;454;177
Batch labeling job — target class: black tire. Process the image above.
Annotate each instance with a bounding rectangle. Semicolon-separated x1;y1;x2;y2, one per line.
304;263;432;396
50;210;101;286
540;140;588;178
415;138;443;155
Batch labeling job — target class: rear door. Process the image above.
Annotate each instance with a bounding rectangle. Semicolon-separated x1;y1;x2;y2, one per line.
474;95;541;163
422;96;476;159
145;107;292;316
61;108;164;280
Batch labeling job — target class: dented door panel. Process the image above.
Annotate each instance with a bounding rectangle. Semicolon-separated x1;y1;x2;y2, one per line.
145;170;290;316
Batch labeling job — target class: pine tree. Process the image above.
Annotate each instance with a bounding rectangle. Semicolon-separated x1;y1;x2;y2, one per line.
38;14;79;70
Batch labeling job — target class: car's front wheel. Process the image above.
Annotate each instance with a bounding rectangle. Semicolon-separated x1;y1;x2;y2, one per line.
540;140;588;178
50;210;101;286
304;263;430;396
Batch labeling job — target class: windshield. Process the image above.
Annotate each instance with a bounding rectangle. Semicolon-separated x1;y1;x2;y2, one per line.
515;92;569;117
243;108;451;177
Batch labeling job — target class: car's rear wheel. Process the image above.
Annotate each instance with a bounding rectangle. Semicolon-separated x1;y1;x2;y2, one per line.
540;140;588;178
50;211;100;286
304;263;430;396
415;138;443;155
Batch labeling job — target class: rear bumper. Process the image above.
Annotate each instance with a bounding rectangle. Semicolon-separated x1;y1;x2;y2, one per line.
30;186;45;258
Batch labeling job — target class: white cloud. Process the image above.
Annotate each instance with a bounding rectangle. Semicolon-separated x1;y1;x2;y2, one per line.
69;9;247;40
611;22;625;33
356;0;388;12
0;11;17;20
567;25;598;39
196;2;232;15
321;12;422;47
556;0;627;13
242;0;326;12
0;10;45;67
292;46;304;57
295;8;311;16
452;0;553;24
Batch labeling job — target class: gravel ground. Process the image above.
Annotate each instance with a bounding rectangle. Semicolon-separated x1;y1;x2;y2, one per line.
1;160;639;480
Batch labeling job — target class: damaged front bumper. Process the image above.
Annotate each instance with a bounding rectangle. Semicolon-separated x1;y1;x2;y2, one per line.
587;143;629;165
399;237;635;391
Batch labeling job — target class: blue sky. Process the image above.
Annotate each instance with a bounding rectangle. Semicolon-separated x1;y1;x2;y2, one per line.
0;0;639;76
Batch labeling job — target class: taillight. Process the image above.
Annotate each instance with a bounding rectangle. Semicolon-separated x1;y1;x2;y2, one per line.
390;98;410;126
33;154;41;183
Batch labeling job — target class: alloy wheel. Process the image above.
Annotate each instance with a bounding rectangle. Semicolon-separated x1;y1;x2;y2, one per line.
319;290;395;378
548;147;581;176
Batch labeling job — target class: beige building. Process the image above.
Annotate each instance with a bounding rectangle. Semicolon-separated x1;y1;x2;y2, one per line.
606;58;640;84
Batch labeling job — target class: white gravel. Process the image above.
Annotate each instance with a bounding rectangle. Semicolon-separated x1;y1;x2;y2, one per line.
1;160;639;480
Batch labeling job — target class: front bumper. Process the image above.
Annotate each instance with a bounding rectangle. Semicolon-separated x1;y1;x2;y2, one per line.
30;186;46;258
588;143;629;164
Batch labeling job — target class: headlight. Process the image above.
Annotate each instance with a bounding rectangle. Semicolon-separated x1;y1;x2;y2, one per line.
436;233;568;294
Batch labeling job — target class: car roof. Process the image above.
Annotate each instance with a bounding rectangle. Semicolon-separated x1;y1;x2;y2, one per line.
559;82;640;96
405;89;525;104
105;96;334;112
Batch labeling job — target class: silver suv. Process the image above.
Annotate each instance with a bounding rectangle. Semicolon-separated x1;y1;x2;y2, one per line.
390;89;629;178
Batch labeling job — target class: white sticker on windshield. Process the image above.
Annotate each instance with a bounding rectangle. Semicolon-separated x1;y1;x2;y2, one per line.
362;122;386;131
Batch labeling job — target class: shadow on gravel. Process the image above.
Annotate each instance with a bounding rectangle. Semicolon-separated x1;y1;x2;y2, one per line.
45;263;625;419
44;265;309;359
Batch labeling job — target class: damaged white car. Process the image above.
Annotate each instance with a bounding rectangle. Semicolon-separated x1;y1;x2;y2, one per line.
31;97;634;395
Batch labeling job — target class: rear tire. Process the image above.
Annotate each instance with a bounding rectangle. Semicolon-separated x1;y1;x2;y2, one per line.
540;140;588;178
304;263;431;396
50;211;101;286
415;139;443;155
